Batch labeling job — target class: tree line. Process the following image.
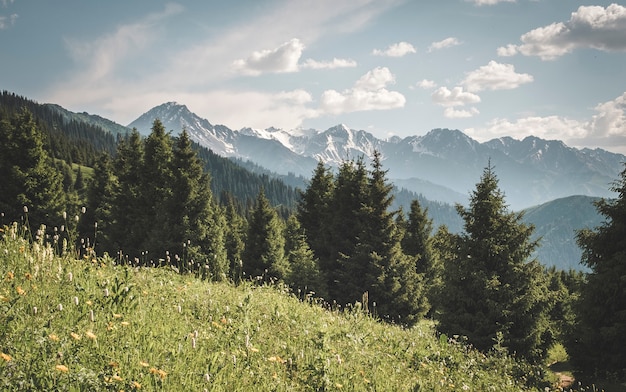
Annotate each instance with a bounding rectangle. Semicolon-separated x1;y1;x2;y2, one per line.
1;106;624;383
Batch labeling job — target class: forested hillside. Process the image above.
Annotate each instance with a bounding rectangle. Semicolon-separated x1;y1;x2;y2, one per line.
2;91;625;388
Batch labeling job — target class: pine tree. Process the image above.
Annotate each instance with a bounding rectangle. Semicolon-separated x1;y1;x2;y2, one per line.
224;196;247;283
110;129;145;258
297;161;335;263
243;188;286;282
141;119;174;257
568;164;626;379
437;163;551;361
400;199;439;318
284;214;327;298
0;109;65;227
356;151;424;324
79;153;116;255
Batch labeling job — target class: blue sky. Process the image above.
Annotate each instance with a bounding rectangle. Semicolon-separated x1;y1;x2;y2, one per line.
2;0;626;154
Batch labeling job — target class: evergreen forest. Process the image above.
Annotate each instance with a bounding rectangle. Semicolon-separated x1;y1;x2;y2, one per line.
1;91;625;389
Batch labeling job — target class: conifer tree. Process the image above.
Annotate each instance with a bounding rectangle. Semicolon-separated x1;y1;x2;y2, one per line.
141;119;174;256
297;161;335;262
0;109;65;227
243;188;287;281
328;158;369;303
110;129;145;257
437;163;550;361
224;196;247;283
79;153;116;255
169;130;228;279
568;164;626;378
284;214;327;298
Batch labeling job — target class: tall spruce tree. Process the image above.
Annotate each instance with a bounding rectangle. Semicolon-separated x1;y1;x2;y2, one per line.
284;214;327;299
437;163;550;361
328;158;370;304
224;196;247;283
569;164;626;379
243;188;287;282
170;130;228;279
79;153;116;255
0;109;65;227
141;119;174;257
110;129;144;258
297;161;335;263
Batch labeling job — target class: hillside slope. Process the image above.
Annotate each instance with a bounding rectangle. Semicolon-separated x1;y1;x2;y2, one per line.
0;225;544;391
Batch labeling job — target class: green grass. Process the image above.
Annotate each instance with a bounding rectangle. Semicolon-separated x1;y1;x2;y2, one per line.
1;223;563;391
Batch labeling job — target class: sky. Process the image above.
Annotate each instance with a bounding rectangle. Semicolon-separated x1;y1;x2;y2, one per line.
2;0;626;154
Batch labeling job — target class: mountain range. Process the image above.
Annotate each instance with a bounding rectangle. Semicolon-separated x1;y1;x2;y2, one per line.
129;102;624;211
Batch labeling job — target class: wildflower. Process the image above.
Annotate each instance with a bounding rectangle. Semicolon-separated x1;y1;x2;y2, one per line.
86;300;92;306
121;321;130;326
0;295;9;302
70;332;81;340
90;309;95;322
204;373;211;382
57;303;63;311
131;381;142;389
112;374;123;382
33;306;38;315
55;364;69;373
23;206;28;213
73;296;79;306
191;337;196;349
139;361;149;367
335;383;343;388
86;330;97;340
113;313;122;318
103;288;109;297
248;347;259;353
16;286;25;295
49;334;59;342
1;352;12;362
109;361;119;368
25;272;32;280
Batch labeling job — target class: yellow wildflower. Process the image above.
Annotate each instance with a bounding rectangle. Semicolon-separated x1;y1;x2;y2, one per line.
70;332;81;340
55;364;69;373
109;361;119;368
139;361;149;367
120;321;130;327
24;272;32;280
157;369;167;380
86;300;93;306
112;374;123;382
113;313;122;319
131;381;142;389
49;334;59;342
6;271;14;281
248;347;259;353
1;352;12;362
85;331;97;340
0;295;9;302
16;286;25;295
335;383;343;388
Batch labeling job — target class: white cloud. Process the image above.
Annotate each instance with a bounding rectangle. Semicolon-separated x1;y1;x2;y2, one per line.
432;86;480;107
372;41;416;57
301;57;357;69
466;92;626;154
462;61;533;92
233;38;304;76
466;0;515;5
498;4;626;60
417;79;437;89
444;107;480;118
319;67;406;115
428;37;461;52
0;13;17;29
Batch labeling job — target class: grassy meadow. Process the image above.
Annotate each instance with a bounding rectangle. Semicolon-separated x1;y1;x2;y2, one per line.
0;222;588;391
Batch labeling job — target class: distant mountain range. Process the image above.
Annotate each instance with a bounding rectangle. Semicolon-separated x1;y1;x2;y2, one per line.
129;102;624;211
27;99;621;271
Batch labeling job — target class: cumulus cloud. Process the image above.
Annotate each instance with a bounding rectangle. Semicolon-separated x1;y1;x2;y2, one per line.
444;107;480;118
428;37;461;52
417;79;437;89
372;41;416;57
233;38;304;75
319;67;406;115
301;57;357;69
432;86;481;107
466;92;626;154
498;3;626;60
462;61;533;92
